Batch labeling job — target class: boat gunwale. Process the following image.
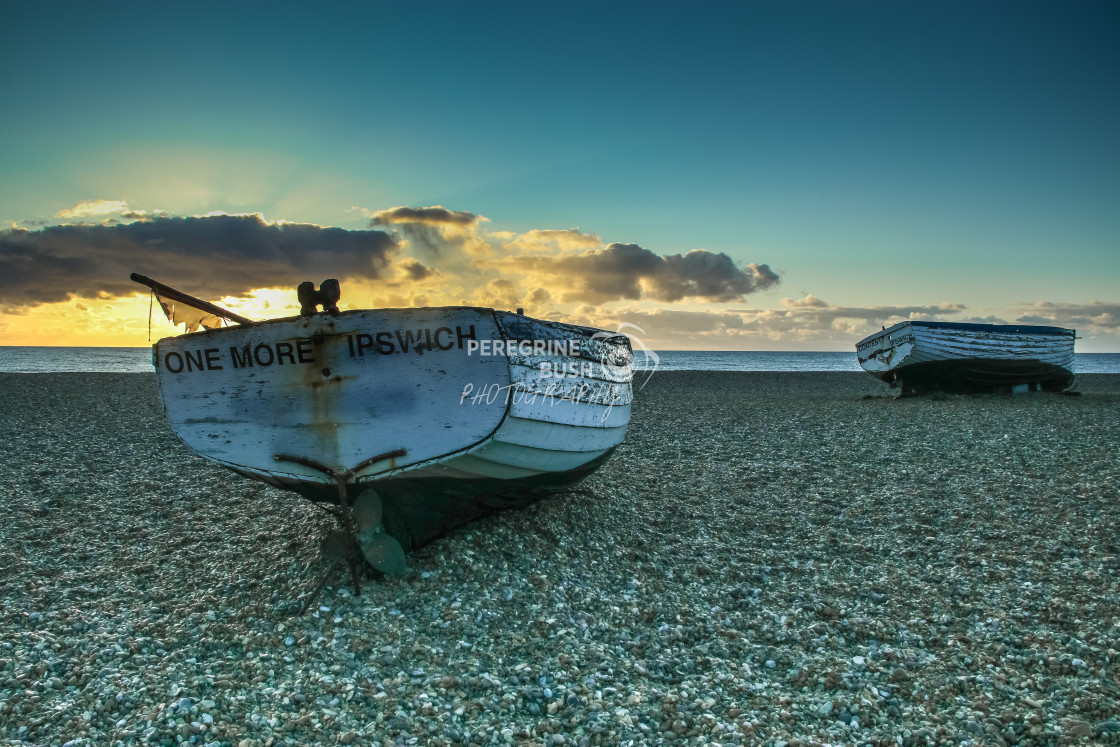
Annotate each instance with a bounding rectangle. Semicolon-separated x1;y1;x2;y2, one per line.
856;319;1075;350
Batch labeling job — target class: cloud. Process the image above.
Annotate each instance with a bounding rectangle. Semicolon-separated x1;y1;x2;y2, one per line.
55;199;130;219
653;253;779;302
576;297;1119;350
1015;301;1120;330
369;206;482;228
0;214;399;310
509;243;779;305
468;278;522;311
744;296;968;326
781;294;828;309
559;296;980;347
397;258;434;281
501;228;603;255
353;205;781;309
523;286;552;311
368;205;490;260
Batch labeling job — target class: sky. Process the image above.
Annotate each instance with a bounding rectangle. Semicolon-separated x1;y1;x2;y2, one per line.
1;0;1118;351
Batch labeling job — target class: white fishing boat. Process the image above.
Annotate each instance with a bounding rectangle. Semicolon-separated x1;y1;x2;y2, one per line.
132;274;633;576
855;321;1075;395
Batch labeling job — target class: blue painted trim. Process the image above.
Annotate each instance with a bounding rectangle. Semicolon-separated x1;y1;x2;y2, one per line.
907;321;1074;336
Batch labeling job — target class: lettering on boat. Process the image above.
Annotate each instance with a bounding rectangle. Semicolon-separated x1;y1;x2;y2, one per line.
161;326;482;373
857;331;913;353
346;325;477;356
162;340;317;373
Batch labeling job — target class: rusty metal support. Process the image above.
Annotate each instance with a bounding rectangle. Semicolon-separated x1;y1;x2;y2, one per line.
274;449;407;597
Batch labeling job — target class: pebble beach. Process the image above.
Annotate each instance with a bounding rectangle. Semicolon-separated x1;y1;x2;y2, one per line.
2;370;1118;747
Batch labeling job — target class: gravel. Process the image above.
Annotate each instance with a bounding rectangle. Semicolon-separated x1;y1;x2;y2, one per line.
1;371;1118;746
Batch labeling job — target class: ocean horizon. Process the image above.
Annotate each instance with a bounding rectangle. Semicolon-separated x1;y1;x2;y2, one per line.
3;345;1120;374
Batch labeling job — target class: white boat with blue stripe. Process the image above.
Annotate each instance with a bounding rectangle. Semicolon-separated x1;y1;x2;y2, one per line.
855;321;1075;396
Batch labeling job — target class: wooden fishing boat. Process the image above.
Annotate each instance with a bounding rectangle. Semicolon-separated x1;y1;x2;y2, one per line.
132;274;633;577
855;321;1075;395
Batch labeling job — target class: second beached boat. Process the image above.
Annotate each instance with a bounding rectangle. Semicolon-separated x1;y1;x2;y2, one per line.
855;320;1075;395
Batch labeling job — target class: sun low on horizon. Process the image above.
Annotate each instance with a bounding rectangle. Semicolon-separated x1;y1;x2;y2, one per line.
1;2;1118;352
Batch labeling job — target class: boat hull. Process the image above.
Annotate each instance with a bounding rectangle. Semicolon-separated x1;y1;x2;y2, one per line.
152;307;632;550
855;321;1075;394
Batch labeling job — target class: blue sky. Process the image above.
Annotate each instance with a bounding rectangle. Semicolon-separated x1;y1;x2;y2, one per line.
1;1;1118;349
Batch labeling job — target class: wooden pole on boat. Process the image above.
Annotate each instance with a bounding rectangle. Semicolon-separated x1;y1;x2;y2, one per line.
130;273;255;326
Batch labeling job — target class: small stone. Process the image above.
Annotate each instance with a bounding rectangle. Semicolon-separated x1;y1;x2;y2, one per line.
1065;720;1092;738
339;731;357;744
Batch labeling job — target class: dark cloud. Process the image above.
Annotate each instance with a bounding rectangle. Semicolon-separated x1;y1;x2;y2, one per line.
369;206;480;228
513;243;779;304
652;252;779;302
523;286;552;310
0;214;399;310
398;258;434;281
368;206;482;260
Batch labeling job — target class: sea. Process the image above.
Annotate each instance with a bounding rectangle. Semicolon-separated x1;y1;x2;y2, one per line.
3;346;1120;374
